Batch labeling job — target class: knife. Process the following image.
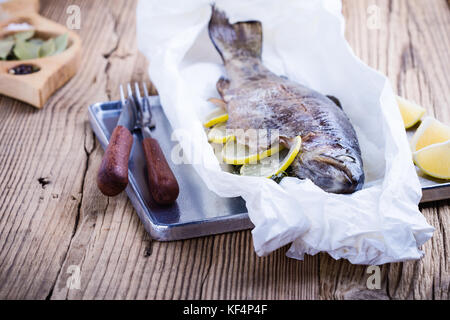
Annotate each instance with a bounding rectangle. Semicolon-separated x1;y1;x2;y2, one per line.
97;90;135;196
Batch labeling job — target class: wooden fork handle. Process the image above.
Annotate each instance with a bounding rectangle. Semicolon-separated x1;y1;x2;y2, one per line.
142;137;179;205
97;126;133;196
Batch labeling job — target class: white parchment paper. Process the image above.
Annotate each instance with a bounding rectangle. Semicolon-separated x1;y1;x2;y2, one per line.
136;0;434;264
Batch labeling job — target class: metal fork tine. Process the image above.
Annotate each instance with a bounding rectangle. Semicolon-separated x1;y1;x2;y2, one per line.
127;83;134;101
134;82;142;102
123;83;138;127
133;83;144;119
142;82;149;99
142;83;152;116
119;84;126;105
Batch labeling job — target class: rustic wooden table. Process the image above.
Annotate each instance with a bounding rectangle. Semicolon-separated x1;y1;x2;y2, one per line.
0;0;448;300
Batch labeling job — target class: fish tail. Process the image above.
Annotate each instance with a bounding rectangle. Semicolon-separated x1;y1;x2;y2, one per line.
208;5;262;62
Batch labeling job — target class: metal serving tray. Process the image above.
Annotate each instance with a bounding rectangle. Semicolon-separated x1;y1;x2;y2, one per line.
89;97;449;241
89;97;251;241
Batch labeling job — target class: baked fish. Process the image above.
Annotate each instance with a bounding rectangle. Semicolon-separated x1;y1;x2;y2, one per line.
208;7;364;194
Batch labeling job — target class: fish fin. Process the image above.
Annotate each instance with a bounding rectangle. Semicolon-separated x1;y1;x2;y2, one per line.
326;95;342;109
208;5;262;62
216;77;230;97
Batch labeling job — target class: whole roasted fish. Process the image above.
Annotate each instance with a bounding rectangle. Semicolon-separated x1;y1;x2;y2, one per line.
208;7;364;194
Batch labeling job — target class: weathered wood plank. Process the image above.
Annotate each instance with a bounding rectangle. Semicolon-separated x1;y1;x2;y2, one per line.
0;0;448;300
0;0;130;299
318;0;449;300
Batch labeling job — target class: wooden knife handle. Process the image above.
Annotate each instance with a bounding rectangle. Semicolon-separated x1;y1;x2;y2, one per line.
97;126;133;196
142;137;179;205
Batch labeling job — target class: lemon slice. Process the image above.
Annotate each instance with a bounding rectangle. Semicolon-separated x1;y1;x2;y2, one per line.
222;139;284;165
410;116;450;151
203;108;229;128
396;96;426;129
240;136;302;177
207;122;235;144
413;140;450;180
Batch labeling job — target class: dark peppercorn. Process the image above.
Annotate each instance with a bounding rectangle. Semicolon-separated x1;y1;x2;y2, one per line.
8;64;40;75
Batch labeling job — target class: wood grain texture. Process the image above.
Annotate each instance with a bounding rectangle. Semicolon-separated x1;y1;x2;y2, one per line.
0;0;448;300
0;0;39;18
320;0;450;300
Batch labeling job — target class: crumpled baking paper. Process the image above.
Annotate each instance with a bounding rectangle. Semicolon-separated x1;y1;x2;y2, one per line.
136;0;434;264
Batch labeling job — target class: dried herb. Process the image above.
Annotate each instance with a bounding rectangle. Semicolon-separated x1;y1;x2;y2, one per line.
54;34;68;55
39;38;56;57
13;30;34;42
13;40;40;60
0;39;14;59
29;38;44;46
0;31;69;61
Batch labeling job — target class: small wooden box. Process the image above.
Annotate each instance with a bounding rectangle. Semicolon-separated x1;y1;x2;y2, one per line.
0;10;82;108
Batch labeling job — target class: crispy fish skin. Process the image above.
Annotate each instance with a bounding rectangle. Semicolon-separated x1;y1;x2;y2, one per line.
208;7;364;194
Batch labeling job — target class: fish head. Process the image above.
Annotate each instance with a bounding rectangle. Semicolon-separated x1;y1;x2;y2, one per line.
293;144;365;194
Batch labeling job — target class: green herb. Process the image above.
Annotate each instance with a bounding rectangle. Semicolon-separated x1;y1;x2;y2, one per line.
0;31;69;61
14;30;34;42
28;38;44;46
39;39;56;57
13;40;40;60
0;39;14;59
54;33;68;55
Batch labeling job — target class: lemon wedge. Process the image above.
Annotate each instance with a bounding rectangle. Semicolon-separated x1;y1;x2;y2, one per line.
413;140;450;180
203;108;229;128
207;122;235;144
396;96;426;129
410;116;450;151
240;136;302;178
222;139;284;165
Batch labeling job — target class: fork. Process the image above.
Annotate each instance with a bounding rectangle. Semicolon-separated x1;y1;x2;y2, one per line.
125;83;179;205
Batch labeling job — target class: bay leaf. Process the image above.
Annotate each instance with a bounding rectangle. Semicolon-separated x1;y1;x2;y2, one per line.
0;39;14;59
13;40;40;60
54;33;68;54
13;30;35;42
39;38;56;57
29;38;44;46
